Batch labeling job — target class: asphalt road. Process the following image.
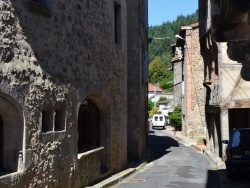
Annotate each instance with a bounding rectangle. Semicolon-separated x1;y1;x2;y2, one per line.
112;127;220;188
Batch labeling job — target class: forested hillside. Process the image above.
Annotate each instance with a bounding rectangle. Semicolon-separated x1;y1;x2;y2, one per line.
148;10;198;92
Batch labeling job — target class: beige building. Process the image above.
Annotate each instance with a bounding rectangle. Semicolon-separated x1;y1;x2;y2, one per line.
0;0;148;187
199;0;250;160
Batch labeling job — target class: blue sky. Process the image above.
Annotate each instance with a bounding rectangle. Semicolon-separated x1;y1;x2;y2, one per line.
148;0;198;26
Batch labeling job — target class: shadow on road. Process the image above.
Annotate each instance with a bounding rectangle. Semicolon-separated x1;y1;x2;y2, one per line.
206;169;220;188
147;133;179;162
206;168;250;187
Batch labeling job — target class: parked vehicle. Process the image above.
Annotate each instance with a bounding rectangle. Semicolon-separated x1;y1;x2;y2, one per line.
222;128;250;179
164;116;170;125
160;107;169;117
151;114;166;129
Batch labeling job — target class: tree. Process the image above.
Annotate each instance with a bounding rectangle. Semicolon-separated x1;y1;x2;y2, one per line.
148;10;198;93
159;73;173;92
149;56;168;84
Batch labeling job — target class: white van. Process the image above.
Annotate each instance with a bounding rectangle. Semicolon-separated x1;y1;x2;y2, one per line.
152;114;166;129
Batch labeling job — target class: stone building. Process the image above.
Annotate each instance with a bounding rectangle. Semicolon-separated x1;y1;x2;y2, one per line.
127;0;148;162
171;44;183;108
0;0;148;187
199;0;250;160
173;23;206;138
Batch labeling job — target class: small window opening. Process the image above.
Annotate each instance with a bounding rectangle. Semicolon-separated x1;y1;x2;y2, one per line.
54;109;65;131
114;3;121;44
42;110;53;132
32;0;47;7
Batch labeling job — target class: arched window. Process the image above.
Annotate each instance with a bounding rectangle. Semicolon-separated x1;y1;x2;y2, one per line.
78;99;100;153
0;94;23;176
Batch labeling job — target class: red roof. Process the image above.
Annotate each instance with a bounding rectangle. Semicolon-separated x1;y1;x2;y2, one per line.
148;84;163;92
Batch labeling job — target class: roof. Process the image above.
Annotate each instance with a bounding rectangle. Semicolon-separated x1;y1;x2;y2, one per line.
158;100;169;104
171;56;182;63
176;22;199;47
180;22;199;30
148;84;163;92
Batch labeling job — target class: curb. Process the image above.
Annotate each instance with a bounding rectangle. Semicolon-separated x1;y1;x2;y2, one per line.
203;150;226;169
191;144;205;153
88;161;147;188
88;168;136;188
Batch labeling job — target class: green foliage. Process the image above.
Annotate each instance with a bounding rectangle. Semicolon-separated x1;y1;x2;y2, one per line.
148;10;198;92
148;107;157;119
149;56;168;84
148;100;154;111
149;10;198;63
159;74;173;92
169;106;182;127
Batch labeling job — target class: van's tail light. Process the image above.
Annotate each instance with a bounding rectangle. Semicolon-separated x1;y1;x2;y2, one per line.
226;149;232;160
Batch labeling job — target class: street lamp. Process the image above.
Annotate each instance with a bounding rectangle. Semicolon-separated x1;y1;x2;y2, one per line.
148;36;170;43
175;34;185;41
153;37;170;40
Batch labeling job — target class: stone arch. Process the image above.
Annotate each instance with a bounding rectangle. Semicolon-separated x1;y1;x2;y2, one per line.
77;94;110;170
0;93;24;175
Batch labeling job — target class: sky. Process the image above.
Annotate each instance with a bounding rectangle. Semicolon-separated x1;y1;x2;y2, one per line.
148;0;198;26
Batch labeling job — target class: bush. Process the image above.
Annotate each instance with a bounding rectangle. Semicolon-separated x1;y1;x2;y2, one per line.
148;100;154;111
169;106;182;127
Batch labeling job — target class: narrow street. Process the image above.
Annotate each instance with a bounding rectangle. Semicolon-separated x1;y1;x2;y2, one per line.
112;126;220;188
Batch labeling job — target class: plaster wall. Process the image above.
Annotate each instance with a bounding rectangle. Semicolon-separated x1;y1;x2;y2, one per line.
219;43;250;103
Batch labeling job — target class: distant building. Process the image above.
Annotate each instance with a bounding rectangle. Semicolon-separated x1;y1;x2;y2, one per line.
148;83;174;103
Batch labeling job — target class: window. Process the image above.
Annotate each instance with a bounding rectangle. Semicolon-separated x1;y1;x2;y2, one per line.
54;109;66;131
78;99;100;153
42;109;66;132
32;0;45;6
114;3;121;44
0;94;23;175
28;0;52;17
42;110;53;132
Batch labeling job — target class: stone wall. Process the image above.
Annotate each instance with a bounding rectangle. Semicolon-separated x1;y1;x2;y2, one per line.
0;0;130;187
184;26;206;138
126;0;148;162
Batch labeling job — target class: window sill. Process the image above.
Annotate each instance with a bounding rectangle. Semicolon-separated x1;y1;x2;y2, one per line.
78;147;104;159
0;171;21;180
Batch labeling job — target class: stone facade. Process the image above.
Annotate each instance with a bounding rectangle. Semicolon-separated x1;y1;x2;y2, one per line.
199;0;250;160
171;46;183;108
127;0;148;162
174;24;206;139
0;0;148;187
